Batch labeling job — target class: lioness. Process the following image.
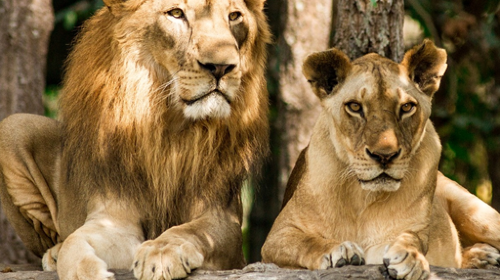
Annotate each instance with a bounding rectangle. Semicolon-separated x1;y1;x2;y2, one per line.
0;0;270;280
261;40;500;279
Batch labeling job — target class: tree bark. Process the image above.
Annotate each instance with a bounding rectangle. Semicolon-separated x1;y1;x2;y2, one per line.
249;0;332;262
332;0;405;62
0;0;54;264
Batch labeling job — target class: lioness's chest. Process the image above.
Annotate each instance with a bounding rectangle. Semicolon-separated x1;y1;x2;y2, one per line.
318;194;429;248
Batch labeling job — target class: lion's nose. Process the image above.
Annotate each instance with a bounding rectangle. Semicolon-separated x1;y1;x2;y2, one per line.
366;148;401;167
198;62;236;80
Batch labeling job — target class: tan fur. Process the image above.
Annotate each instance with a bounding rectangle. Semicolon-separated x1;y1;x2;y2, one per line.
262;40;500;279
0;1;270;280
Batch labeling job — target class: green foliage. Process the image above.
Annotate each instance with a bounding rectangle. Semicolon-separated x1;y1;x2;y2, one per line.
43;86;60;119
407;0;500;198
56;0;104;30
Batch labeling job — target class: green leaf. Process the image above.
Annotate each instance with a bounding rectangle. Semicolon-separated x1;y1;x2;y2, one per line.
63;10;78;30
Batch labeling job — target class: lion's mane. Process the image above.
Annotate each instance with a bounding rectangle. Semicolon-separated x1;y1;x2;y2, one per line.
57;0;271;238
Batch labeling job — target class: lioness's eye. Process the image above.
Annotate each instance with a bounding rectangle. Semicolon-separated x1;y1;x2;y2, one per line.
229;12;242;21
401;103;416;113
167;8;184;19
347;102;362;113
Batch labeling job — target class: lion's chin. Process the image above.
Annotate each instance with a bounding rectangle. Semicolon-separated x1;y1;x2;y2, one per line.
183;92;231;120
359;173;401;192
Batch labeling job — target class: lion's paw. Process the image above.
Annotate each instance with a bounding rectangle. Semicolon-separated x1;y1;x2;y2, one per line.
42;243;62;271
58;254;115;280
462;243;500;269
318;241;365;269
383;244;430;280
133;238;204;280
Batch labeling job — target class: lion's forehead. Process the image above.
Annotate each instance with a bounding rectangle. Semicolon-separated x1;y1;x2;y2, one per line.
151;0;244;15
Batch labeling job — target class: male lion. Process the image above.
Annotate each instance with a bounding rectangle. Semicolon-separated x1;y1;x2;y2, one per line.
0;0;270;279
261;40;500;279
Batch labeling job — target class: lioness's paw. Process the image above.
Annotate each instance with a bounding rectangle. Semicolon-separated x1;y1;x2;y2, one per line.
462;243;500;269
133;238;204;280
42;243;62;271
318;241;365;269
383;245;430;280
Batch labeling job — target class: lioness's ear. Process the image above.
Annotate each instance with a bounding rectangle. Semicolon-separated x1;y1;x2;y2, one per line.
401;39;447;97
302;48;352;99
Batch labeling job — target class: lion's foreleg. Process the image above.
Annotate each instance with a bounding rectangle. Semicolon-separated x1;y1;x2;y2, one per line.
133;207;244;280
56;200;144;280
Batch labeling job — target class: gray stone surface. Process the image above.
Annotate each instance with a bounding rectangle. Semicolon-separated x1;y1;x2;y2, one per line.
2;262;500;280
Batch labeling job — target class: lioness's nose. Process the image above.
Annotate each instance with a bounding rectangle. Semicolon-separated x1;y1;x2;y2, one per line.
198;62;236;80
366;148;401;166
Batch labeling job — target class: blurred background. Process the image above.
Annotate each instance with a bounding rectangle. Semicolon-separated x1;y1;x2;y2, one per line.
0;0;499;266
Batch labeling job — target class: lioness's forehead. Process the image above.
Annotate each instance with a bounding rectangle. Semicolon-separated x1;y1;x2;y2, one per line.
341;56;412;100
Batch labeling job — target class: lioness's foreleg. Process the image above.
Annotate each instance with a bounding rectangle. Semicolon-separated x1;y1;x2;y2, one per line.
461;243;500;269
133;198;245;280
261;216;365;270
0;114;61;257
436;172;500;247
262;229;365;269
56;199;144;280
382;232;430;280
436;172;500;268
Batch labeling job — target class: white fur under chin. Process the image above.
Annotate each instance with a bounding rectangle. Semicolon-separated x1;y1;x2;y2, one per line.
183;93;231;120
360;180;401;192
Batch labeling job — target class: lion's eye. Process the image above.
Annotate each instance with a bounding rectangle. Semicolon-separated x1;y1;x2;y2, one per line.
401;103;416;113
167;8;184;19
347;102;362;113
229;12;242;21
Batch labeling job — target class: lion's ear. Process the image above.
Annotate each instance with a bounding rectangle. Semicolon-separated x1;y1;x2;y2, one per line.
302;48;352;99
103;0;124;8
245;0;266;10
401;39;447;97
103;0;139;14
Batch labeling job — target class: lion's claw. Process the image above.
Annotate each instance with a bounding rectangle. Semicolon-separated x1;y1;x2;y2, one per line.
133;238;204;280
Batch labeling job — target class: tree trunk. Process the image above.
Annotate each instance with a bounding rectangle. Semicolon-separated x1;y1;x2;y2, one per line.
489;144;500;211
0;0;54;264
332;0;404;62
248;0;332;262
273;0;333;190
